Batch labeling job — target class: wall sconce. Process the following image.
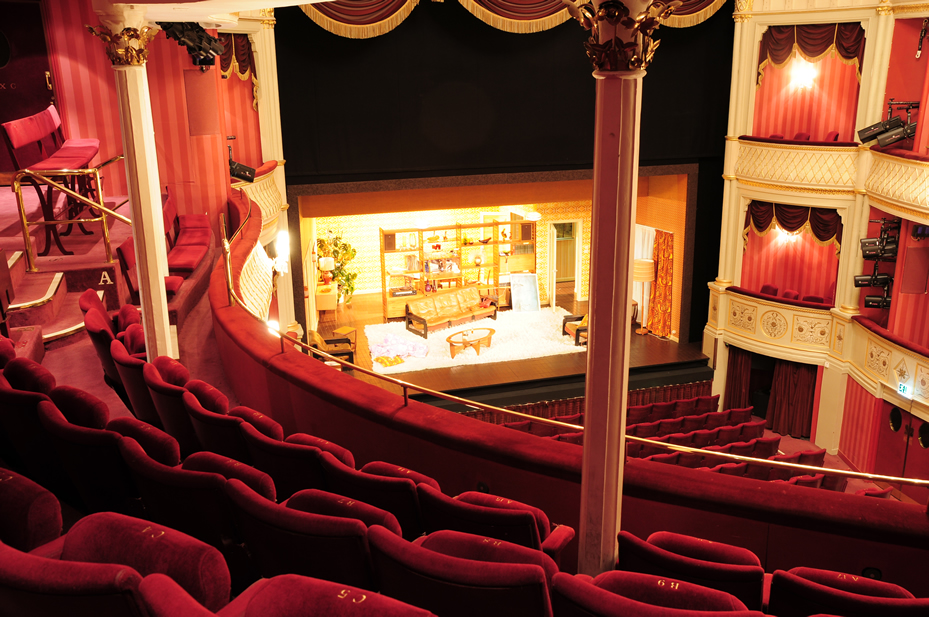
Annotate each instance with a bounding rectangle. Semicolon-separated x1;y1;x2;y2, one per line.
790;57;817;90
526;212;542;221
318;256;335;284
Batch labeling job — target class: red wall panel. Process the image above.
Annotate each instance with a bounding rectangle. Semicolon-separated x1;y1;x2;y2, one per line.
740;224;839;301
884;18;925;151
888;220;929;347
752;52;861;141
839;376;882;473
42;0;127;195
220;73;263;169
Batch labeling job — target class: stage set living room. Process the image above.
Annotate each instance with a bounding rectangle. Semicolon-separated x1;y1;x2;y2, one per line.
3;0;929;615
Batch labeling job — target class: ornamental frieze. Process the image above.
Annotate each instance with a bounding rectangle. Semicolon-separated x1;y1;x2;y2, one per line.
760;311;787;339
792;317;830;346
915;364;929;400
866;339;891;379
728;301;756;333
833;322;845;354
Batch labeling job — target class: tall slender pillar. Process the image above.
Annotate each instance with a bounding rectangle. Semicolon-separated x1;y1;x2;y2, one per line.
565;0;679;575
249;10;299;337
89;4;176;358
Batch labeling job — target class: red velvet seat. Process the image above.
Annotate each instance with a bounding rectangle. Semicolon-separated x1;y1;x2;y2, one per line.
658;417;684;436
551;570;763;617
117;237;184;305
782;289;800;300
677;451;707;468
143;357;200;457
163;188;212;248
321;451;423;540
0;335;15;369
802;294;824;303
768;451;802;482
727;441;755;457
84;307;131;406
672;397;698;418
856;486;893;498
704;411;731;430
751;435;780;459
646;452;680;466
715;462;749;476
824;130;840;141
691;428;717;448
760;284;779;296
111;338;162;428
291;488;403;536
682;413;708;432
627;404;652;425
667;432;694;447
0;468;61;552
793;473;825;488
418;484;576;566
727;407;753;425
78;289;142;340
618;531;766;610
224;479;379;589
361;461;441;491
369;525;554;617
239;422;328;500
739;419;766;441
694;394;720;414
648;401;676;422
635;420;661;438
793;132;811;140
287;431;356;468
822;473;849;492
716;425;742;446
798;448;826;466
768;567;925;617
0;512;230;617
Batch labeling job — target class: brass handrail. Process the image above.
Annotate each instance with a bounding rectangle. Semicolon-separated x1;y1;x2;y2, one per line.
626;434;929;489
11;155;129;272
218;230;583;431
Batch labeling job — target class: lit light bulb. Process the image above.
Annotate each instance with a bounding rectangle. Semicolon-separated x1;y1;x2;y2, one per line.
790;57;817;90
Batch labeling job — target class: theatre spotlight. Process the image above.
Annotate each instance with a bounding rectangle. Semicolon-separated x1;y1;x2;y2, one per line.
864;294;892;309
877;122;918;148
858;116;903;143
157;22;224;67
854;273;893;288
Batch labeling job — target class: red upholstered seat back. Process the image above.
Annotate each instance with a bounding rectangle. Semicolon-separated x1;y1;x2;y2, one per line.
769;569;929;617
616;531;766;610
239;422;327;500
368;524;553;617
224;479;374;588
60;512;230;612
143;361;199;458
3;357;56;395
110;339;162;428
0;468;61;552
287;488;403;537
286;431;355;468
1;105;62;168
84;308;120;384
361;461;440;492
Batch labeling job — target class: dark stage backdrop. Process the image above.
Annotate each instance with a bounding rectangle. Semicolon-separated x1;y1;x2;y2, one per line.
275;2;733;343
275;1;733;183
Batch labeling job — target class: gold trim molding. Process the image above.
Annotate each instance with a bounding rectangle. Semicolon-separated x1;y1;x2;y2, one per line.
260;8;276;26
893;2;929;13
86;24;157;66
722;174;736;180
867;194;929;221
738;178;855;196
876;0;894;14
737;139;859;154
733;14;752;22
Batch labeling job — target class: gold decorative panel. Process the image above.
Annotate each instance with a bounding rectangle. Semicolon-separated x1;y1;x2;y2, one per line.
865;153;929;213
792;316;830;346
735;141;857;189
895;358;909;383
833;322;845;354
728;300;756;333
865;338;891;379
915;364;929;400
709;291;718;325
760;310;787;339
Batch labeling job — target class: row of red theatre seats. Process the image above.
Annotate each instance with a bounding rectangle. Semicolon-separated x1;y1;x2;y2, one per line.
114;190;213;305
2;460;925;617
759;284;830;305
628;407;756;438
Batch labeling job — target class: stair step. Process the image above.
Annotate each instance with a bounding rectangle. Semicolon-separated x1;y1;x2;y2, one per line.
41;291;87;344
8;325;45;364
7;251;25;289
7;271;66;327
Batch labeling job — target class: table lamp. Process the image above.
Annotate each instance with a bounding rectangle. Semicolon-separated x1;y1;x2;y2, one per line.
319;256;335;284
633;258;655;335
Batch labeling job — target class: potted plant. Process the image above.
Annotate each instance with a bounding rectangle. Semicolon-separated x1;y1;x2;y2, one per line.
317;231;358;304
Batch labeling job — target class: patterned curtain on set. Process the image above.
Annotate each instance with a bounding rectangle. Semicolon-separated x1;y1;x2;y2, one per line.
646;230;673;337
218;33;258;111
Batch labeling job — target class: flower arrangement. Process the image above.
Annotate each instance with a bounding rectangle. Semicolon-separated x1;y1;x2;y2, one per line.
317;231;358;304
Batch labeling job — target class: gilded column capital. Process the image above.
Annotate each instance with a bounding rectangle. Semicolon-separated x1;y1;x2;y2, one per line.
733;14;752;22
563;0;681;71
260;8;277;28
86;24;158;66
876;0;893;15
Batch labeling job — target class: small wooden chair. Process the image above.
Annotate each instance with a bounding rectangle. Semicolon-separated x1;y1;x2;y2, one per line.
307;330;354;365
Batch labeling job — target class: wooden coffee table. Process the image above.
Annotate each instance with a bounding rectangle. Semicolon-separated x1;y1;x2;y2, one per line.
447;328;495;359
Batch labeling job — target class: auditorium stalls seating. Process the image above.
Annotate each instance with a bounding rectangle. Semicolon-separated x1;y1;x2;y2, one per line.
0;511;231;617
0;468;62;552
139;572;436;617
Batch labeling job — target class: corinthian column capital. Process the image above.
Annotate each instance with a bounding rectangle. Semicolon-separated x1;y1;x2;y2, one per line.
87;2;158;66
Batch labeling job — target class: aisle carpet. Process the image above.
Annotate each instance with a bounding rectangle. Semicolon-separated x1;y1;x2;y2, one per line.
364;307;586;374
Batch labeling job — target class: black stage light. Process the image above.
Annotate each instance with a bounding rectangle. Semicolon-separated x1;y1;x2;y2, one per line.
877;122;918;148
862;244;883;260
858;116;904;143
854;273;893;288
864;295;892;309
854;275;873;288
860;238;881;250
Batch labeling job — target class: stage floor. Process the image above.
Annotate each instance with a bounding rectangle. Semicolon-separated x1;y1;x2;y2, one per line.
315;287;709;400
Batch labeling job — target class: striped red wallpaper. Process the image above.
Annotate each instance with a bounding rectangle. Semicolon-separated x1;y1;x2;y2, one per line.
839;376;881;473
220;73;263;169
752;52;861;142
42;0;127;196
42;1;231;235
740;225;839;301
888;220;929;348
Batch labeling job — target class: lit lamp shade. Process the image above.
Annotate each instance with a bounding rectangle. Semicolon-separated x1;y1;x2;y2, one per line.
318;257;335;272
633;258;655;283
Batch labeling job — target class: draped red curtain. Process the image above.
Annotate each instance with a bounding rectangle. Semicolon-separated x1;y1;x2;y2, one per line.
301;0;420;39
646;230;673;337
766;359;817;438
744;201;842;250
757;23;866;85
740;223;839;302
459;0;572;33
219;33;255;79
724;346;752;411
664;0;728;27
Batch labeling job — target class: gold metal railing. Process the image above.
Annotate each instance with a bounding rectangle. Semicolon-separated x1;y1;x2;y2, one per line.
12;154;129;272
218;210;929;493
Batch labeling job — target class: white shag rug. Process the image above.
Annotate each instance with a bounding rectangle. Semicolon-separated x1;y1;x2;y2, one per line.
365;307;585;374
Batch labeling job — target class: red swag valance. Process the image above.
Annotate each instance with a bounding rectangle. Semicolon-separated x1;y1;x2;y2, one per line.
743;200;842;254
219;33;259;111
300;0;422;39
757;23;866;86
663;0;728;28
459;0;571;34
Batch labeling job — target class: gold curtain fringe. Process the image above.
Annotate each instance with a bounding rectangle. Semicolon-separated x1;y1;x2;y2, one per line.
300;1;420;39
252;73;260;113
664;0;728;28
457;0;572;34
744;219;841;255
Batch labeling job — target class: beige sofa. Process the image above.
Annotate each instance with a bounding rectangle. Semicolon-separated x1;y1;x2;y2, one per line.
405;287;496;338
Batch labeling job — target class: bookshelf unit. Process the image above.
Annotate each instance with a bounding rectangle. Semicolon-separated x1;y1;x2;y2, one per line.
379;219;536;321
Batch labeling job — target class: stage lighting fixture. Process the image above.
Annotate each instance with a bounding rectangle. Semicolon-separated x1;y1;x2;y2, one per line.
854;273;893;288
877;122;918;148
157;22;224;68
864;295;892;309
858;116;903;143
